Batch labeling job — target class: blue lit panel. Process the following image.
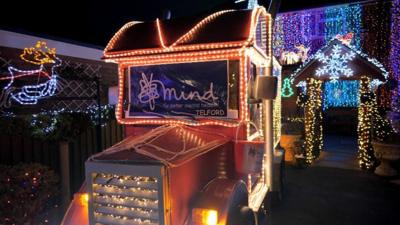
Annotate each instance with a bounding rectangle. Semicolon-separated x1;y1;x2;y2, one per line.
323;80;359;109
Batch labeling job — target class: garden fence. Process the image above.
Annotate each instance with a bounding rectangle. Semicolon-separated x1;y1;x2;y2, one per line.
0;119;124;194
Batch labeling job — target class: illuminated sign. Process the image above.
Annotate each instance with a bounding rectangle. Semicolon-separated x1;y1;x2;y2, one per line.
129;61;228;118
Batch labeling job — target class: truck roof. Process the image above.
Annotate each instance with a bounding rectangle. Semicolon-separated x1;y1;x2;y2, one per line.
103;7;271;59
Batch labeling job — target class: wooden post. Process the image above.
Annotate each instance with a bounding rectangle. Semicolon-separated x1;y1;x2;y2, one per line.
59;141;71;210
96;77;102;153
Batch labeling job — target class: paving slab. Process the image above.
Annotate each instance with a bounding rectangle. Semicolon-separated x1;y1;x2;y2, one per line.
267;165;400;225
267;135;399;225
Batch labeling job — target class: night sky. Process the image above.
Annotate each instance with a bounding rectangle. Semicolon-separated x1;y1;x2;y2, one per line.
0;0;361;48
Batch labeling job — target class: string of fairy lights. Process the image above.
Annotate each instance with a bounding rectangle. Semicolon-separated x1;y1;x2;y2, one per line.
275;0;398;112
362;1;392;108
297;80;366;111
91;173;160;224
274;3;362;57
273;63;282;145
287;20;393;167
282;0;398;168
300;76;389;168
323;80;360;110
390;0;400;111
28;104;115;135
304;78;323;164
292;40;388;166
324;5;362;49
281;78;294;98
273;16;284;57
357;77;375;169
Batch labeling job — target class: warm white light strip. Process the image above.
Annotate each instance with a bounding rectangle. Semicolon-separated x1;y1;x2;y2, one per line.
104;21;142;54
170;10;235;47
156;19;167;49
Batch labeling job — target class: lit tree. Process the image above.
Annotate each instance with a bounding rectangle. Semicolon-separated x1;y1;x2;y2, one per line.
281;78;294;98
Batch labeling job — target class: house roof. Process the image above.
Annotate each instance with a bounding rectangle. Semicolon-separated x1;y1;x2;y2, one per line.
90;125;229;167
103;7;270;59
290;39;389;83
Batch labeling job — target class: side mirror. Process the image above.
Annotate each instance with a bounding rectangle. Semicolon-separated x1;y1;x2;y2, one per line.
254;76;278;100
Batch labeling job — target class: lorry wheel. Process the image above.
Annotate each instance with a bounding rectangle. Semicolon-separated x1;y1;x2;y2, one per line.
227;205;257;225
239;206;258;225
190;178;257;225
226;184;257;225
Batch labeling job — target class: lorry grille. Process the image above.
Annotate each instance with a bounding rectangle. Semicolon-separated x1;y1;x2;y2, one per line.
91;173;159;225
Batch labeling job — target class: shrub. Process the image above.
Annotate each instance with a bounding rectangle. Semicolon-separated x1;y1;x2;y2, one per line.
0;163;59;225
372;109;400;144
0;116;31;136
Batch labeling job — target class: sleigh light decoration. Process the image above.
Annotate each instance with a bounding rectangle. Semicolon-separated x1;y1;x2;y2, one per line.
0;41;61;107
62;6;282;225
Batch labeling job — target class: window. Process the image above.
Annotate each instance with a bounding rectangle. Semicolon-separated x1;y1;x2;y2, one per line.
228;61;239;111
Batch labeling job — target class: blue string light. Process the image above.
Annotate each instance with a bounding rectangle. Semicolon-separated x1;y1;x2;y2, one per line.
274;3;362;59
10;75;58;105
324;5;362;49
323;80;360;110
247;0;258;9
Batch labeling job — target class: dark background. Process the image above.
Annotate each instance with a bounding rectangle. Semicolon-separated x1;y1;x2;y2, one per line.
0;0;361;48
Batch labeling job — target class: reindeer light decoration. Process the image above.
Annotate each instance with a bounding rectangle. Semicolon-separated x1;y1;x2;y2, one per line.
0;41;62;107
295;44;310;62
335;32;354;46
280;44;310;65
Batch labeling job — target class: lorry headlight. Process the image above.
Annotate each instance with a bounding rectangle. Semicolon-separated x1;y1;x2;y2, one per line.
192;208;218;225
77;193;89;206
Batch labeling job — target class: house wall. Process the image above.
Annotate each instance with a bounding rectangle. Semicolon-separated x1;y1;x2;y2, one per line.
276;0;395;125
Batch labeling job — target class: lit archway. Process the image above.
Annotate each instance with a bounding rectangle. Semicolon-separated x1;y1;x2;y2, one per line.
290;39;388;168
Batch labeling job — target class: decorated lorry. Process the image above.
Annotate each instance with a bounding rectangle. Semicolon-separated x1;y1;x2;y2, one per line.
62;6;282;225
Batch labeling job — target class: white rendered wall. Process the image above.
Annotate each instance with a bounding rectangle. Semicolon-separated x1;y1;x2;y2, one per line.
0;29;103;61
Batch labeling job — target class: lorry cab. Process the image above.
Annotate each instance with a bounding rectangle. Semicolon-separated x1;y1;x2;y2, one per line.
62;6;282;225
